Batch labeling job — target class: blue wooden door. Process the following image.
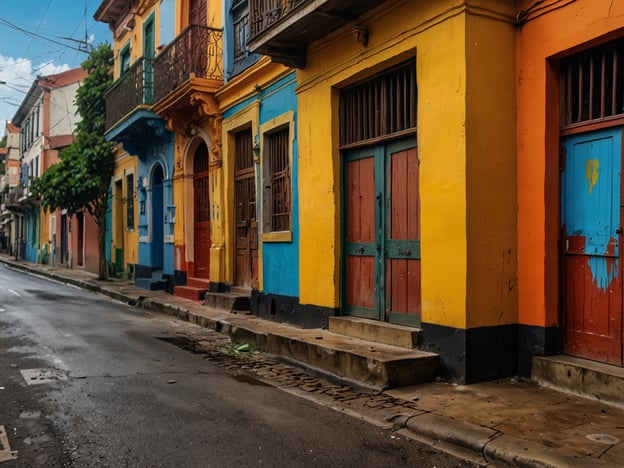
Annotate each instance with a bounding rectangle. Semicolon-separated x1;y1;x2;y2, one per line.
562;128;623;365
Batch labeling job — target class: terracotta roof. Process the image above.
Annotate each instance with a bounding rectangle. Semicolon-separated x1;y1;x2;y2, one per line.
48;134;75;150
38;67;88;89
6;122;19;133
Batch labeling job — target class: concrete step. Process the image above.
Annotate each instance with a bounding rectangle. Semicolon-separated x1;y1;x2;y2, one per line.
204;291;250;312
187;277;210;289
173;285;206;301
265;328;438;389
329;316;420;349
135;277;166;291
532;355;624;407
174;277;210;301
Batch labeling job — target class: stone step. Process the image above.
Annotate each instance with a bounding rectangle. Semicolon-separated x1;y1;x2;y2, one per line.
265;328;438;389
532;355;624;407
173;285;206;301
329;316;420;349
204;291;250;312
135;277;166;291
187;277;210;289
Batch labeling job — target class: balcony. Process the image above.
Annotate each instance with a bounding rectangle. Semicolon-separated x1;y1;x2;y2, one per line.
151;25;223;139
248;0;385;68
153;25;223;104
105;57;154;131
6;185;24;208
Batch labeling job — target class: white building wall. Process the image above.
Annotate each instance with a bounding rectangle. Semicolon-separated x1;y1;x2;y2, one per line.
50;81;82;137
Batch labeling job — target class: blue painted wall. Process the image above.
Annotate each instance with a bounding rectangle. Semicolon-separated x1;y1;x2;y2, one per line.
24;208;39;262
159;0;175;45
136;132;175;275
224;72;299;297
223;0;260;80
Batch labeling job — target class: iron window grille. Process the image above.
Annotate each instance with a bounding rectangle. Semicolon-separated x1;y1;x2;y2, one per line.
561;38;624;128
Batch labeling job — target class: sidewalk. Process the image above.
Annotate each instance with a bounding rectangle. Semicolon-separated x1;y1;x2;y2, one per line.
1;254;623;467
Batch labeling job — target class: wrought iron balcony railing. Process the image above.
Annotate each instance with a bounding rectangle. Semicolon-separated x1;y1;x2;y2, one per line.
6;185;24;206
248;0;384;68
153;25;223;104
249;0;307;38
105;57;154;131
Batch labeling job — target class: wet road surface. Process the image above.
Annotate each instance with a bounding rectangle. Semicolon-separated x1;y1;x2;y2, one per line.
0;263;476;467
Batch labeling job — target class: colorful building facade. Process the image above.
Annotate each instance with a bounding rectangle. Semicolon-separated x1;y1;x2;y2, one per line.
9;69;97;272
92;0;624;385
96;0;175;284
516;0;624;375
249;0;518;382
0;122;21;255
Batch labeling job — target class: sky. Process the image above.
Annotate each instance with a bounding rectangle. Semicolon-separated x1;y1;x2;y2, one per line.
0;0;112;134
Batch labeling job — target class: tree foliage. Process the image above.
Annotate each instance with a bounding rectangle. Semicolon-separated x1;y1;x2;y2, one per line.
31;43;114;279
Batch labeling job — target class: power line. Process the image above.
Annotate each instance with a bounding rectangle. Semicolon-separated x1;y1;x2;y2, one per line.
0;16;90;54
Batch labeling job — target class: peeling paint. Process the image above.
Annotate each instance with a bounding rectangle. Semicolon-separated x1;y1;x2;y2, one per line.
588;256;618;291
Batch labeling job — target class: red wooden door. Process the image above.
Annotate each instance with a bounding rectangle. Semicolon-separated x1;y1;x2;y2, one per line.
344;138;420;325
385;144;421;325
562;128;623;365
345;151;377;317
234;129;258;289
193;143;210;279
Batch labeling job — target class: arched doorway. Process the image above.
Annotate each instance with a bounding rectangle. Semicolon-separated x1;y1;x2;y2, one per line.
193;142;210;278
151;164;164;269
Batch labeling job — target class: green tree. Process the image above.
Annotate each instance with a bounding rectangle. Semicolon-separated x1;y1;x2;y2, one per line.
31;44;114;280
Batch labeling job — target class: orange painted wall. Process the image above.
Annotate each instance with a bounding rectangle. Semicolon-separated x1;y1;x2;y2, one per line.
517;0;624;327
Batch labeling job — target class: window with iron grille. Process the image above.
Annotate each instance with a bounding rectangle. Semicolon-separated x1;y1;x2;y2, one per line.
561;38;624;128
262;125;291;235
126;174;134;230
232;0;249;63
340;59;416;147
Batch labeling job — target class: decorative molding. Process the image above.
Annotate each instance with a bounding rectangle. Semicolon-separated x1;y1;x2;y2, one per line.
190;92;223;166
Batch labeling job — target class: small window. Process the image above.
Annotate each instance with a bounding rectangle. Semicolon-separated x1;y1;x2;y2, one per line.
120;44;131;75
126;174;134;230
561;38;624;128
339;59;416;147
231;0;249;63
261;111;293;242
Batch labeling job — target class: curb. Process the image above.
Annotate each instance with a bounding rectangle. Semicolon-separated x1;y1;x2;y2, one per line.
1;258;620;468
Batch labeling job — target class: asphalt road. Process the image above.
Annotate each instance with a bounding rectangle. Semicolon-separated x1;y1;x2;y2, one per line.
0;263;475;467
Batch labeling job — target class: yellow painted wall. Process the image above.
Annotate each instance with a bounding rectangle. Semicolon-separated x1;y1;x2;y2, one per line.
112;2;160;80
111;146;139;270
464;8;517;328
298;0;517;329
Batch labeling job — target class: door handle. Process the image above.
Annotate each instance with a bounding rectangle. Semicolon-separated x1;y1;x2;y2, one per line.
357;247;365;254
617;227;623;235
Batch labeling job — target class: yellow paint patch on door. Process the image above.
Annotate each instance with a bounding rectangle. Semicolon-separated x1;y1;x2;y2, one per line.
586;159;600;195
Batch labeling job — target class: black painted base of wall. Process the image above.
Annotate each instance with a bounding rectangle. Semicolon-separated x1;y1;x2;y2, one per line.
173;270;187;287
161;271;188;294
209;281;228;293
134;263;154;280
420;322;519;384
518;324;561;377
250;291;337;329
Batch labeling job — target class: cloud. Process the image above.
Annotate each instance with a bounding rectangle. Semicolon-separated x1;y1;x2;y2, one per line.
0;54;70;133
